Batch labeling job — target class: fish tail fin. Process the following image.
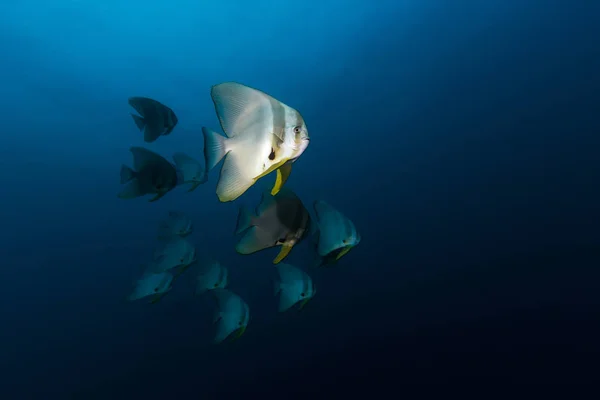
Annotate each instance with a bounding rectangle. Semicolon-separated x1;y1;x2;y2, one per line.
120;165;136;184
118;179;144;199
235;207;255;235
131;113;146;131
202;127;229;171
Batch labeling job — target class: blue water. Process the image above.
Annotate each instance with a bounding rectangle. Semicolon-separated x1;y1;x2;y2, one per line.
1;0;599;397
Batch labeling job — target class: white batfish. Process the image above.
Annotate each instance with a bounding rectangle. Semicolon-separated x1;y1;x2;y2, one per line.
203;82;310;202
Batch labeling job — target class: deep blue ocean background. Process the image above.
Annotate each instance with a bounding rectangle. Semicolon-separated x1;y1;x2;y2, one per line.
1;0;599;397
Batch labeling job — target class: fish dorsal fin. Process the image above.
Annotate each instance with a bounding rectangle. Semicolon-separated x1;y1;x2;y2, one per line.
130;146;169;171
314;201;355;257
128;96;155;116
210;82;282;139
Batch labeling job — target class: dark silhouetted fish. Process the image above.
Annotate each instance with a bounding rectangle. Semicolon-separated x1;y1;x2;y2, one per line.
119;146;181;202
128;96;178;143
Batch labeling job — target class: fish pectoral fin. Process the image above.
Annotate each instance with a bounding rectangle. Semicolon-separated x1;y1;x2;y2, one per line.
232;325;246;341
273;245;293;264
336;246;353;260
149;293;164;304
188;182;201;192
298;298;310;311
149;192;167;202
271;162;292;196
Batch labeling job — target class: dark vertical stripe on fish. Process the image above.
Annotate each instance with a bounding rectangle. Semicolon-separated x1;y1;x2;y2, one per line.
270;98;286;142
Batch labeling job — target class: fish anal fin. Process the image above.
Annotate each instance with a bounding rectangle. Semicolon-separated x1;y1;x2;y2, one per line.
216;151;256;202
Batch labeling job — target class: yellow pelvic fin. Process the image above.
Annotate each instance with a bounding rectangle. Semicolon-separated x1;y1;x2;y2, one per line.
255;159;287;181
273;245;293;264
232;325;246;341
271;162;292;196
149;293;164;304
335;246;353;261
298;298;310;311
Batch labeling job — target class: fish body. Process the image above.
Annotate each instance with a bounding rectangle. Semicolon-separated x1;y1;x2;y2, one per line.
128;271;173;302
313;200;360;266
196;261;229;295
202;82;310;202
129;96;178;143
212;289;250;344
157;211;193;239
273;263;316;312
119;147;180;202
235;188;310;264
172;152;208;192
148;237;196;273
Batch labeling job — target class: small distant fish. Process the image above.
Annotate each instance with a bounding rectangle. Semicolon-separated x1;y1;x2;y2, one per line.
148;236;196;273
313;200;360;266
202;82;310;202
235;188;311;264
119;147;181;202
195;261;228;295
172;152;208;192
128;96;178;143
211;289;250;344
274;263;316;312
157;211;193;239
128;271;173;303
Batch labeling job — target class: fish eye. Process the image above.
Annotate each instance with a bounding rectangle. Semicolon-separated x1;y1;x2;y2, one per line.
154;287;159;292
213;283;219;288
293;126;301;134
300;292;305;297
